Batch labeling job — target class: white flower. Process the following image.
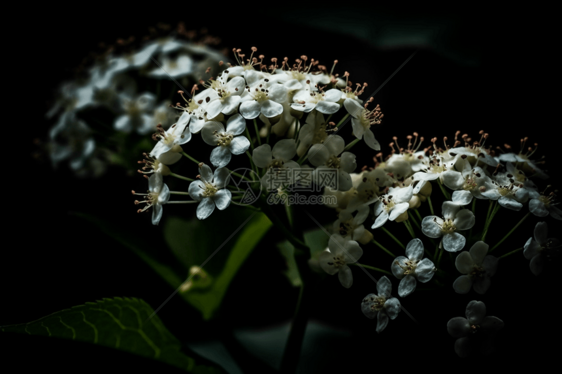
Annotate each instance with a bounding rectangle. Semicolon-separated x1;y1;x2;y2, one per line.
149;112;192;164
333;205;372;244
204;76;246;120
391;238;436;297
441;158;492;202
239;79;288;119
132;173;170;225
448;133;498;168
291;89;341;114
421;201;475;252
201;114;250;168
528;190;562;219
114;92;157;135
308;135;357;191
524;222;561;275
453;241;498;294
346;178;380;212
371;185;413;229
296;110;327;157
412;154;456;194
148;54;194;78
319;234;363;288
480;166;530;211
188;164;232;220
343;99;382;150
361;276;401;333
252;139;300;191
447;300;504;357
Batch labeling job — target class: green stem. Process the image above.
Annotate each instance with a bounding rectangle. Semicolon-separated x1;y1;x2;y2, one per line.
245;128;255;152
498;247;523;259
253;119;262;147
468;198;477;240
181;152;200;165
409;211;421;231
427;195;435;216
335;113;350;128
414;208;423;222
437;179;451;200
381;226;405;249
342;138;360;152
352;263;391;276
403;220;415;239
246;151;258;178
372;239;395;258
170;172;195;182
169;191;190;195
482;202;500;242
230;170;254;183
490;212;530;252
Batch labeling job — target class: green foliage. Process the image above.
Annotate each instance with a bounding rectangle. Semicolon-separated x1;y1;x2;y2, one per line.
1;298;224;373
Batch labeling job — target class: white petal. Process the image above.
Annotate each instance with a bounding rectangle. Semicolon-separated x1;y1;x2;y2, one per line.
336;170;353;191
343;98;364;118
205;100;224;120
319;251;340;275
260;100;284;118
455;251;475;274
308;144;329;167
529;254;543;275
398;275;417;297
212;189;231;210
272;139;297;161
338;266;353;288
391;256;407;279
415;258;436;283
220;96;242;115
210;146;232;168
371;211;389;229
473;276;492;294
454;209;475;230
225;113;246;135
442;171;464;190
469;241;489;265
323;135;345;156
351;117;365;139
524;238;541;259
340;152;357;173
376;312;389;333
315;100;340;114
324;88;342;102
421;216;443;238
452;190;473;205
447;317;470;338
529;199;549;217
498;196;522;211
152;203;163;225
376;276;392;298
267;84;288;102
405;238;424;261
188;180;205;202
199;164;213;182
363;129;381;151
343;241;363;263
452;275;472;294
201;121;225;145
213;167;231;189
252;144;273;168
443;232;466;252
442;201;460;219
196;198;215;220
114;115;132;132
228;136;250;155
465;300;486;325
239;100;261;119
389;202;409;221
384;297;401;320
413;172;439;181
534;221;548;244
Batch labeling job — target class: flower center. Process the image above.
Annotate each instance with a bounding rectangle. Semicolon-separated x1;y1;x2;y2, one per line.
307;92;325;104
327;254;346;268
396;259;418;275
369;296;386;312
268;159;285;170
470;265;485;278
202;183;218;198
290;71;307;81
126;101;142;117
440;218;456;234
339;220;354;237
539;195;551;207
252;89;269;103
214;131;234;147
211;81;232;100
326;155;341;169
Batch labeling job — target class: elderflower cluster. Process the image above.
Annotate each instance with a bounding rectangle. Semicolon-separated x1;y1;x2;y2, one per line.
45;24;227;177
129;46;560;357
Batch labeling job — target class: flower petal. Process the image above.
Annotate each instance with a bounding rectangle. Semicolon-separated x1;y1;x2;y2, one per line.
480;316;504;333
260;100;284;118
201;121;224;145
196;198;215;220
405;238;424;261
210;146;232;168
228;136;250;155
212;189;231;210
371;211;389;229
415;258;436;283
454;209;475;230
523;237;540;259
376;312;389;333
376;276;392;298
453;275;472;294
498;196;522;211
529;254;543;276
452;190;473;205
483;255;499;277
447;317;470;338
534;221;548;244
363;129;381;151
340;152;357;173
225;113;246;135
473;276;491;294
443;232;466;252
323;135;345;156
469;241;489;265
252;144;273;169
213;167;231;189
455;251;475;274
384;297;401;319
308;144;329;167
239;100;261;119
389;202;409;221
315;100;340;114
319;250;340;275
272;139;297;161
466;300;486;325
361;294;379;319
421;216;443;238
338;265;353;288
398;275;417;297
391;256;408;279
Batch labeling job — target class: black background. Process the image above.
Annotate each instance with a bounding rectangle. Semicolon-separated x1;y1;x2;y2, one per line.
4;5;560;372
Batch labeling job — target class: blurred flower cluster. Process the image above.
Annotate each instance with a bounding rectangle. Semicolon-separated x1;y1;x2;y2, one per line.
44;23;228;177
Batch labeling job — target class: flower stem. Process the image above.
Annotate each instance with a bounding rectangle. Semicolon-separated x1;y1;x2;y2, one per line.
380;226;405;249
246;151;258;178
352;263;391;275
230;170;254;183
335;113;350;128
165;200;197;204
403;220;415;239
342;138;360;152
414;208;423;222
181;152;200;165
468;198;476;240
409;211;421;231
427;195;435;216
498;247;523;259
245;128;255;152
169;191;190;195
490;212;530;253
253;119;262;147
371;239;395;258
169;173;194;182
437;179;451;200
482;202;500;242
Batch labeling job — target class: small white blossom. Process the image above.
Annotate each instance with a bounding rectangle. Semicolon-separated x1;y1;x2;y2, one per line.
149;112;192;164
239;79;288;119
391;238;436;297
480;166;531;211
371;185;413;229
132;173;170;225
252;139;300;191
421;201;475;252
333;205;372;244
447;300;504;357
528;190;562;219
201;114;250;168
343;99;382;150
524;222;561;275
361;276;401;333
114;92;157;135
204;76;246;120
453;241;498;294
291;88;341;114
296;110;327;157
441;158;492;202
319;234;363;288
188;164;232;220
308;135;357;191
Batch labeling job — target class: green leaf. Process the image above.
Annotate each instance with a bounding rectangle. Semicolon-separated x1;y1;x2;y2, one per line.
165;211;272;320
278;227;330;286
1;297;224;373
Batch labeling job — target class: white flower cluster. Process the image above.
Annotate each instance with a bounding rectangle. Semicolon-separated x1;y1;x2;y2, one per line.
46;31;226;177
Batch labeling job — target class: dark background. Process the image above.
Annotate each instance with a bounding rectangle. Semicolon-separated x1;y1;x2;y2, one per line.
4;5;559;372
